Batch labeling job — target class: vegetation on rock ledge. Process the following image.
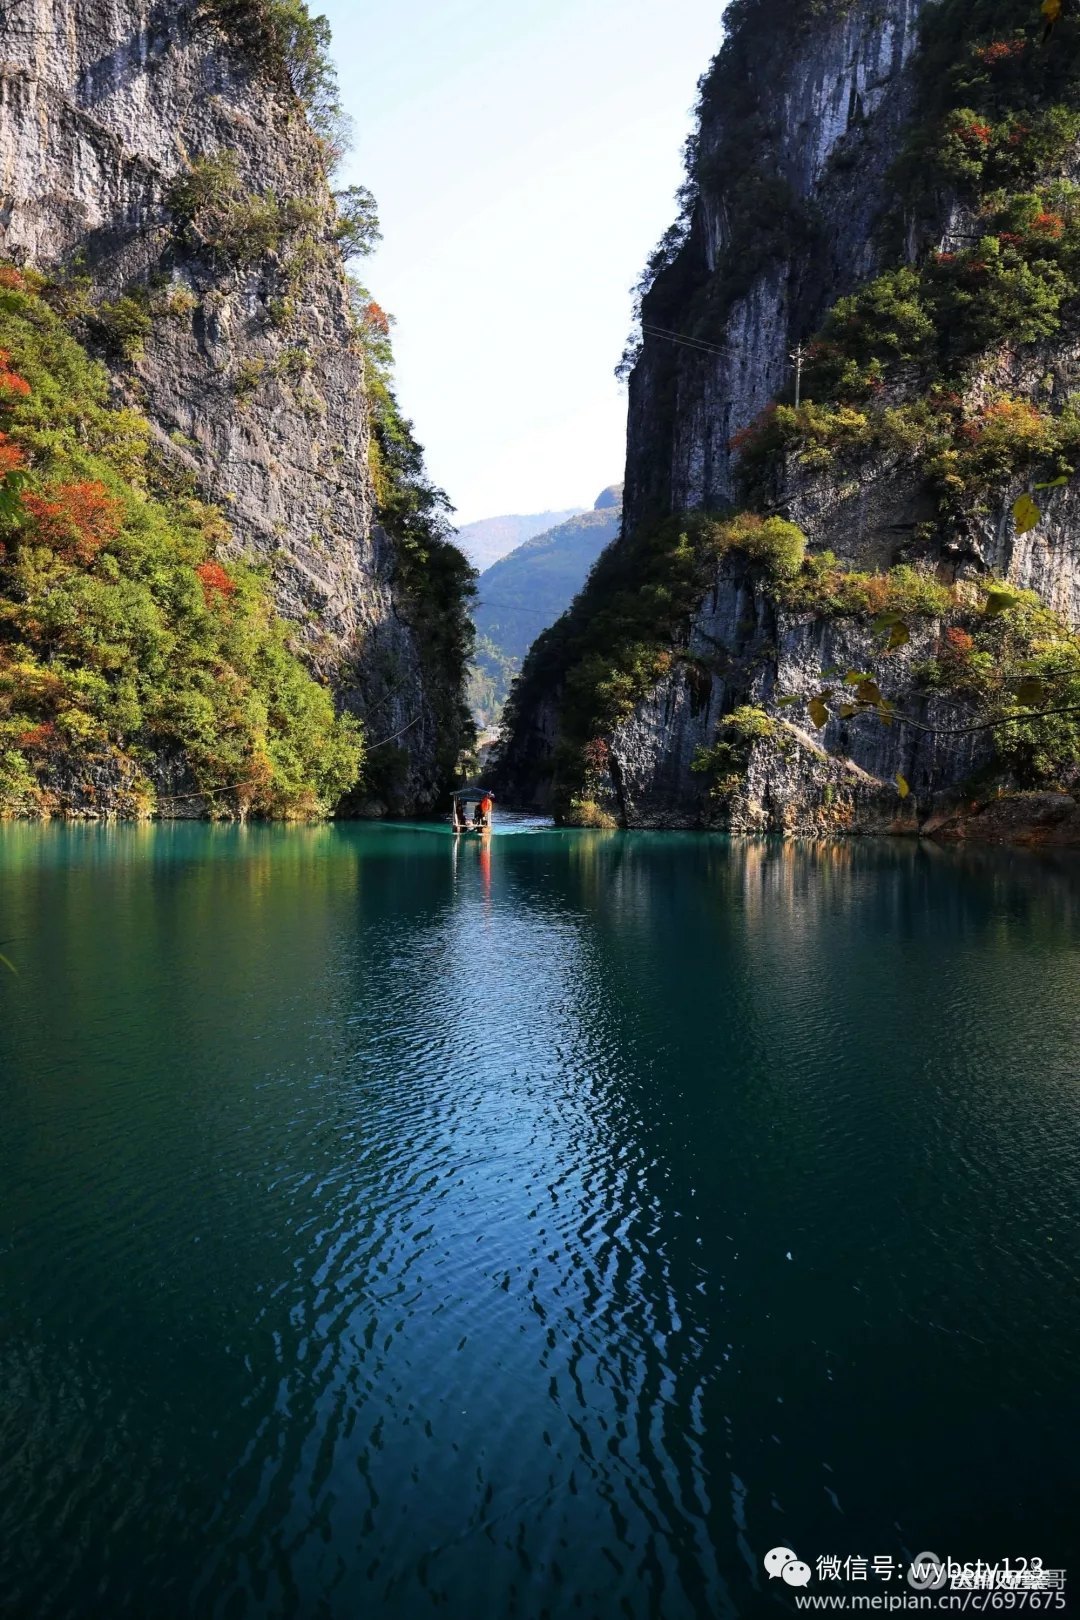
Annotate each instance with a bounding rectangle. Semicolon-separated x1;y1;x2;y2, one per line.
200;0;348;160
0;266;362;818
501;514;807;817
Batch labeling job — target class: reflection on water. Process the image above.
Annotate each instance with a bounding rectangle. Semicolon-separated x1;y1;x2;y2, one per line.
1;826;1079;1620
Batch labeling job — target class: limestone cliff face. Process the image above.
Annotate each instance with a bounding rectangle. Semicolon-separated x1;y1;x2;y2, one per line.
500;0;1080;840
0;0;460;812
624;0;930;535
598;574;994;833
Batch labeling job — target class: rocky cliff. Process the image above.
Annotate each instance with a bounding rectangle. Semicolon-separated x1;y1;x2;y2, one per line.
500;0;1080;842
0;0;472;815
624;0;930;534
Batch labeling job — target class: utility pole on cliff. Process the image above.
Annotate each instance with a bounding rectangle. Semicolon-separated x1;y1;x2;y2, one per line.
790;343;806;408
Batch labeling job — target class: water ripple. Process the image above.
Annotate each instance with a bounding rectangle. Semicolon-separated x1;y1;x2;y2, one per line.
1;828;1079;1618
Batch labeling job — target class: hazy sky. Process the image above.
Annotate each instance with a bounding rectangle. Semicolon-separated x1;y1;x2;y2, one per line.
321;0;727;525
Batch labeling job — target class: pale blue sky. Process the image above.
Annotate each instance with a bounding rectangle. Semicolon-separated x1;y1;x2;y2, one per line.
321;0;727;524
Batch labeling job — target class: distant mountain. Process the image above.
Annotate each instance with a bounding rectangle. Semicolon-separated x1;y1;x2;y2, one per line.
469;486;623;731
454;509;584;572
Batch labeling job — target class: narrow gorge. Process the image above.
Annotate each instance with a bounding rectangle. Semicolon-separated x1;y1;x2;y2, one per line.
499;0;1080;843
0;0;474;818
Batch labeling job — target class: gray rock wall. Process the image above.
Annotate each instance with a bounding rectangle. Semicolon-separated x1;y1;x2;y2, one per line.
624;0;930;533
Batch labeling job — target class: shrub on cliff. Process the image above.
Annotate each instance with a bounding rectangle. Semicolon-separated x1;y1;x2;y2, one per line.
200;0;347;157
711;514;807;579
333;186;381;260
0;267;361;817
898;0;1080;206
802;233;1071;398
986;596;1080;784
692;706;780;803
168;154;323;268
776;556;955;619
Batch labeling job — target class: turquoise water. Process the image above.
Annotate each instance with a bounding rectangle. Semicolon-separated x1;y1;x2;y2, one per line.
1;824;1078;1619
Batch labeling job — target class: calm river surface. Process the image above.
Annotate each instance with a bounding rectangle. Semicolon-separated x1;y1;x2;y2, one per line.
1;824;1078;1619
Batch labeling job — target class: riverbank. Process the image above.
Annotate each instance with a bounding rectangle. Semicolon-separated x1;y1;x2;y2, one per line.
521;787;1080;847
8;785;1080;844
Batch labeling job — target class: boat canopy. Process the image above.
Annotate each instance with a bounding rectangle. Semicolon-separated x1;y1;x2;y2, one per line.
451;788;495;800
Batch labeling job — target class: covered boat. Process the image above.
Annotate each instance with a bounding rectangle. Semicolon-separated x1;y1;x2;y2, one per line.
450;788;495;835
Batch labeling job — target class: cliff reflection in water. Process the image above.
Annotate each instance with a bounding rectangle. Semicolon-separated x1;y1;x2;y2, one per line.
0;825;1078;1620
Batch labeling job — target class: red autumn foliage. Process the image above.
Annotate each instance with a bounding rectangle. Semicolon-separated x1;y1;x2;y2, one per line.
362;301;391;336
582;737;611;775
0;267;27;291
955;117;993;146
975;39;1027;64
729;403;778;454
854;575;897;615
195;560;238;603
933;251;957;264
944;627;975;657
17;722;56;751
0;432;26;478
1030;211;1066;238
1007;123;1031;146
0;349;31;399
21;480;122;564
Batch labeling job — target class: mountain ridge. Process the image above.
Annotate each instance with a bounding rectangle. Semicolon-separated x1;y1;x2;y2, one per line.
469;487;622;730
454;508;585;572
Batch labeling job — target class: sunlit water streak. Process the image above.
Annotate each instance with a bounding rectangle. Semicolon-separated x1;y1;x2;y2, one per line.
0;825;1079;1619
